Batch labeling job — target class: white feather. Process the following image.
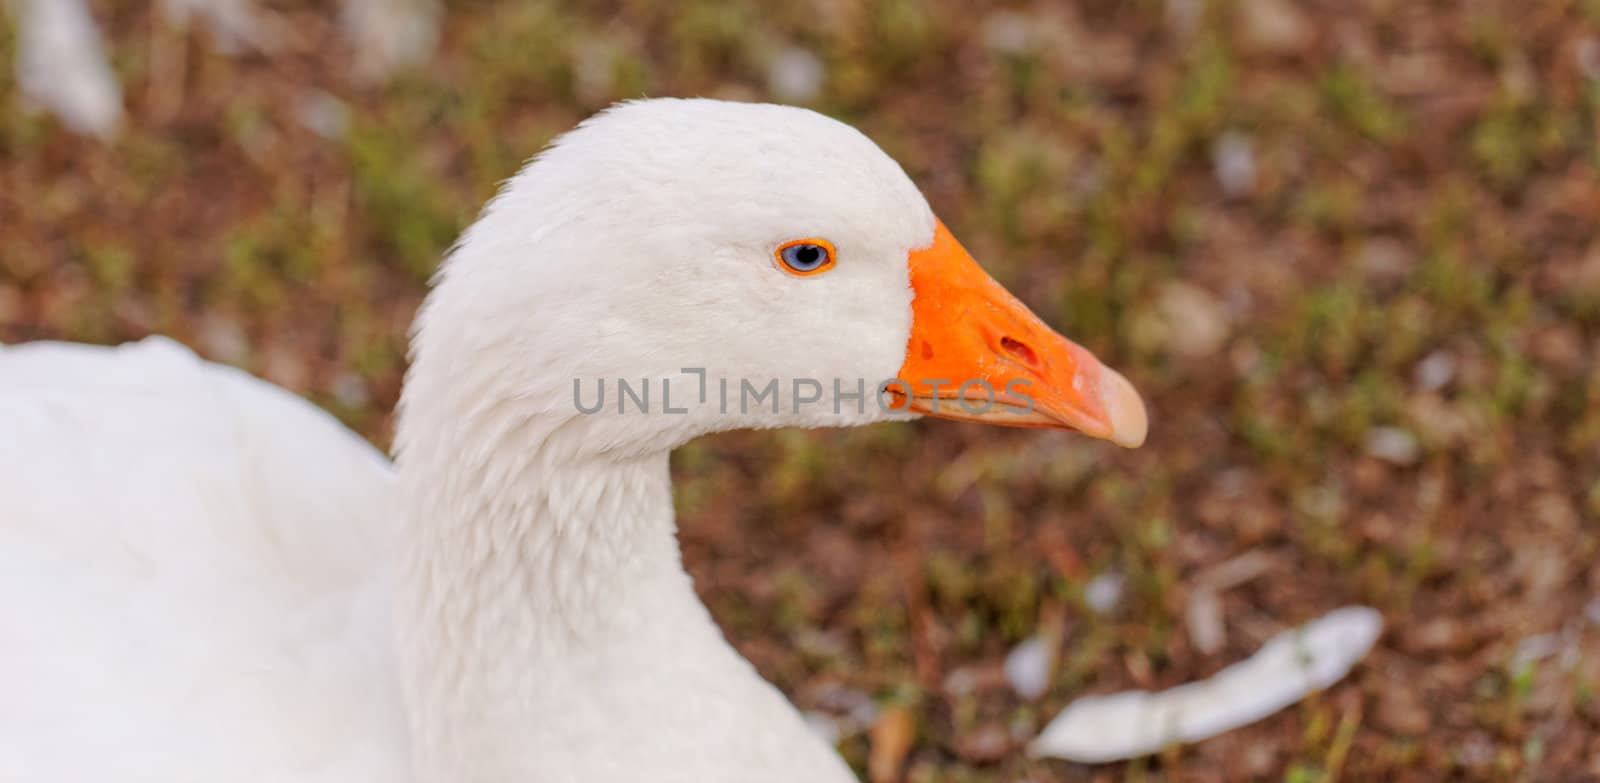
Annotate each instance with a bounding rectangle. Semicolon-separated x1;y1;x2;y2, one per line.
11;0;123;138
1029;606;1383;763
341;0;440;80
9;0;440;137
158;0;279;53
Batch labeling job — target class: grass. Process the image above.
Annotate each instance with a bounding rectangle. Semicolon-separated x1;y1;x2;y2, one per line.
2;0;1599;780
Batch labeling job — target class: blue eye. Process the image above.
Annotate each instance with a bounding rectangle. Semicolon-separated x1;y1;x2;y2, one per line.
775;239;836;276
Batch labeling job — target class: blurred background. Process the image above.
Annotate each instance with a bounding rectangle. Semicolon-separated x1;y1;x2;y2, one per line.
3;0;1599;780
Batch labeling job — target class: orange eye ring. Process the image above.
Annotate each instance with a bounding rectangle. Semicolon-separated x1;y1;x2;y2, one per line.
774;238;837;276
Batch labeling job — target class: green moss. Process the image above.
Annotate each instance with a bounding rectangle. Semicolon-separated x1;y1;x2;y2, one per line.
1320;63;1407;142
346;124;466;283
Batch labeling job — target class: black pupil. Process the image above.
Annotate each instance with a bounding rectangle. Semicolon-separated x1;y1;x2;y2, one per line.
790;244;823;269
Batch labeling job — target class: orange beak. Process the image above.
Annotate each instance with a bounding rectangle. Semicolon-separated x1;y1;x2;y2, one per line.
891;220;1147;448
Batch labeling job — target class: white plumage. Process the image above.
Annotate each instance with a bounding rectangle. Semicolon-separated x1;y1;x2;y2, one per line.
0;336;408;781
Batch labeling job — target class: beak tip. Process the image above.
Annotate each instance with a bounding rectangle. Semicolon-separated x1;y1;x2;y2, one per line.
1099;368;1148;448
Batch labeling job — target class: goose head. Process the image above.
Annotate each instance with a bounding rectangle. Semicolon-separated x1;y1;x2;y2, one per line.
403;98;1146;462
395;99;1148;781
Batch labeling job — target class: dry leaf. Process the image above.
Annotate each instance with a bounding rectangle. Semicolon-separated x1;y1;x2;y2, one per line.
868;705;915;783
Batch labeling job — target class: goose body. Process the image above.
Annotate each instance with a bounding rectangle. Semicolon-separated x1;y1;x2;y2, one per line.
0;99;1145;782
0;337;408;781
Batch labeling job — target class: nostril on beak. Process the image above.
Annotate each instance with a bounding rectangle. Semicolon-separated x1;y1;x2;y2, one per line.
999;336;1039;369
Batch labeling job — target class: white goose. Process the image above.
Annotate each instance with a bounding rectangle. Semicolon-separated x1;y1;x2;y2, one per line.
0;98;1146;782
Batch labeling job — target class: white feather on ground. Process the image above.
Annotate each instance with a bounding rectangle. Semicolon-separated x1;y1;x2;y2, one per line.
158;0;282;53
1004;633;1057;701
10;0;123;138
341;0;440;81
1030;606;1383;763
9;0;439;139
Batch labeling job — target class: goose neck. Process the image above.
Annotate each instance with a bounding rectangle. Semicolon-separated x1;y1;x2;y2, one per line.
394;439;716;779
